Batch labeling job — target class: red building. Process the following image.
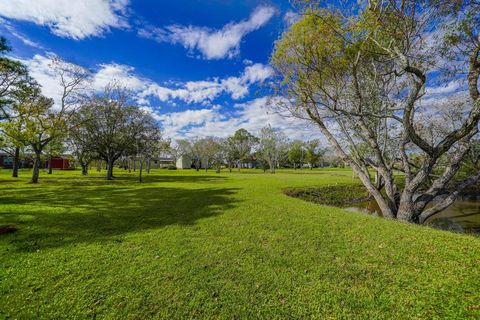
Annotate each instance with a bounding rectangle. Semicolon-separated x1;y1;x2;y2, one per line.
0;153;72;170
44;157;72;170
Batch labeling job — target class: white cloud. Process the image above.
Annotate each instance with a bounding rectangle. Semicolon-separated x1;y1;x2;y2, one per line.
19;54;66;106
241;63;274;84
0;18;44;49
283;11;300;27
425;79;463;96
92;63;145;91
139;63;273;103
0;0;130;39
139;6;276;59
18;55;147;107
158;107;223;137
159;97;316;140
18;54;312;140
18;54;273;109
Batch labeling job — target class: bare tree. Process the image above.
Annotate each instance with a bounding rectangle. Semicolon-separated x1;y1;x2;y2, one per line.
133;112;162;182
193;137;223;172
258;125;289;173
167;139;191;165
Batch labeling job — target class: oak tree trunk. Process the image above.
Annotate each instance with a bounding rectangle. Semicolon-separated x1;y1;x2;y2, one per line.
47;156;52;174
107;159;114;180
81;163;88;176
31;152;41;183
12;147;19;178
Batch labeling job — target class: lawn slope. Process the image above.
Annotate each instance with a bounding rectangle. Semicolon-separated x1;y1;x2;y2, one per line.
0;169;479;319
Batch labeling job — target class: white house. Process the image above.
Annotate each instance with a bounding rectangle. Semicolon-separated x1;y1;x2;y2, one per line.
176;156;192;169
176;155;211;169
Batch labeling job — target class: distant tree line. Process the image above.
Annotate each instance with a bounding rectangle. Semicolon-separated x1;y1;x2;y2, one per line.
162;127;329;173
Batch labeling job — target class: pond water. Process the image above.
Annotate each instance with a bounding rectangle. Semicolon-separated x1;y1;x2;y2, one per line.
344;196;480;234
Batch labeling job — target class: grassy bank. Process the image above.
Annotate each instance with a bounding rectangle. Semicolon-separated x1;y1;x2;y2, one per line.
0;168;479;319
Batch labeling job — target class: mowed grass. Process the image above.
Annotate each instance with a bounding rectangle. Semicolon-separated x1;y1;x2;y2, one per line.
0;168;479;319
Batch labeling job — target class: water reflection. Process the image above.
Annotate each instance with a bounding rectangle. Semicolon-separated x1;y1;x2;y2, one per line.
344;196;480;234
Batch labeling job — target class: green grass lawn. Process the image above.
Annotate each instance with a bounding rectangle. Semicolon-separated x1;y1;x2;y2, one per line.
0;168;479;319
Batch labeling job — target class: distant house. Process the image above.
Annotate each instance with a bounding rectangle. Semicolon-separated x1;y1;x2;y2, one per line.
153;156;175;168
238;161;257;169
176;155;193;169
0;152;33;169
0;152;74;170
176;155;209;169
0;152;11;168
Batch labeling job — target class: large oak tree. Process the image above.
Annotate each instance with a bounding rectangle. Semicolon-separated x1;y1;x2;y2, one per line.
271;0;480;223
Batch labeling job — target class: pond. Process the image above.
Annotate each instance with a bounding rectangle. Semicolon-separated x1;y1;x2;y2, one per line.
344;196;480;234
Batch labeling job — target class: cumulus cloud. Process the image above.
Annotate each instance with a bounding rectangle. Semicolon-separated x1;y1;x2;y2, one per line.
0;18;44;49
159;97;316;140
158;107;224;137
19;54;68;106
283;11;300;27
92;63;145;91
139;63;273;103
0;0;130;39
18;54;273;109
17;54;312;140
425;79;463;96
139;6;276;59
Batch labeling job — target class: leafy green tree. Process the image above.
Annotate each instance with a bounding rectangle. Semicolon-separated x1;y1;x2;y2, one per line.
0;36;29;177
304;139;323;169
288;140;305;169
223;137;237;172
2;81;60;183
193;137;223;172
0;36;28;119
68;108;99;176
229;128;258;170
132;112;162;182
74;86;157;180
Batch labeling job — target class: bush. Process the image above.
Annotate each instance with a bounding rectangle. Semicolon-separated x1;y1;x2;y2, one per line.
283;184;371;206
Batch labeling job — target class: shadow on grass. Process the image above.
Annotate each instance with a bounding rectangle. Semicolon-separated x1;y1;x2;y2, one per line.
0;176;239;252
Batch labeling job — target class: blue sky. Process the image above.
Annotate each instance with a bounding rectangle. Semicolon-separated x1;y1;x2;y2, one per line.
0;0;314;140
